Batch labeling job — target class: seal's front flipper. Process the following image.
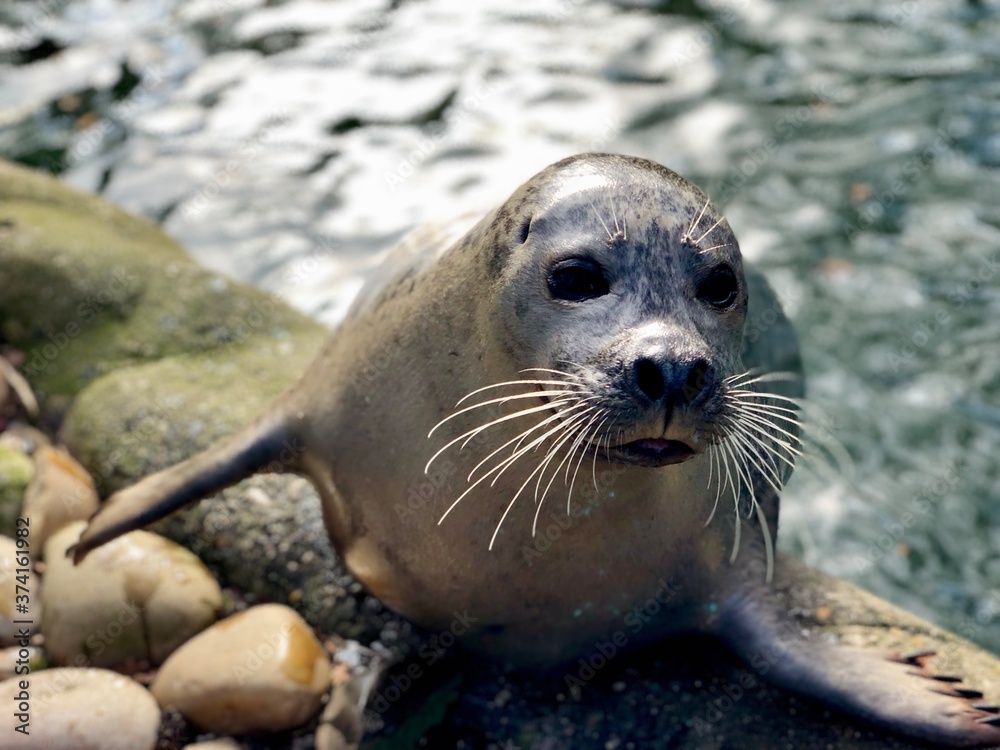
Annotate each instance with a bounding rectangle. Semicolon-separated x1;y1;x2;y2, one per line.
717;590;1000;747
70;414;295;564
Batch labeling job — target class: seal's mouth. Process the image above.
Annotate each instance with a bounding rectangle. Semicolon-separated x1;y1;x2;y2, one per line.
536;388;697;468
609;438;695;468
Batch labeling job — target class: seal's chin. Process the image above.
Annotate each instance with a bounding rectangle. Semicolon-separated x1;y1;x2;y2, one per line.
609;439;696;468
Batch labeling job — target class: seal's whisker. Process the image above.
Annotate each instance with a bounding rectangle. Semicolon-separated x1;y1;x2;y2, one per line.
721;410;783;581
437;402;594;527
458;395;600;450
522;366;591;384
533;411;600;535
726;422;783;494
725;419;799;472
725;408;803;460
719;439;743;563
724;395;803;440
482;401;599;482
732;414;804;451
467;404;592;482
493;409;596;548
725;397;803;421
706;440;715;490
590;200;614;241
610;197;621;236
563;408;605;486
728;370;802;387
724;369;799;388
692;215;725;246
534;407;598;505
684;196;711;241
704;443;724;527
727;390;803;407
568;412;610;514
436;389;585;434
726;403;804;443
725;445;756;559
754;495;776;583
486;404;599;489
453;377;588;408
697;243;730;254
426;397;584;473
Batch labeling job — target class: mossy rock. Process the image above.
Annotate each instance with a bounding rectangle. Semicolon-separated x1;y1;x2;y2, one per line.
1;160;999;749
0;159;325;417
0;445;32;536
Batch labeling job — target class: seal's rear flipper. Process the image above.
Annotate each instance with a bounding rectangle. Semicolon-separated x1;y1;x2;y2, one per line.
717;593;1000;747
70;414;294;564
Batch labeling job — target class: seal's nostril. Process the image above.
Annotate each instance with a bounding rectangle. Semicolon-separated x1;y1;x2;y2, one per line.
682;359;714;405
635;357;666;402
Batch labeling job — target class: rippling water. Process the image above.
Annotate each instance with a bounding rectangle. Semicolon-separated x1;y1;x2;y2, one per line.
1;0;998;653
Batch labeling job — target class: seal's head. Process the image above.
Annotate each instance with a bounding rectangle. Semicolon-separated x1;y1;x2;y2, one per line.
428;153;796;573
488;153;748;469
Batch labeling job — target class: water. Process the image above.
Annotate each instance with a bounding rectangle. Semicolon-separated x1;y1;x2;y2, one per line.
1;0;998;653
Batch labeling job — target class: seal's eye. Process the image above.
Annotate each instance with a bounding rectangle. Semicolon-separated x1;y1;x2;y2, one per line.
697;265;739;309
548;259;610;302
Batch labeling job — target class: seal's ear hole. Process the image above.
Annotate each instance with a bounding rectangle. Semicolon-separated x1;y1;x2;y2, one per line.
517;215;532;244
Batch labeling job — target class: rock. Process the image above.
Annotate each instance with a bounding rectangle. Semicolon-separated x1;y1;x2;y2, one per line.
435;554;1000;750
41;521;222;667
21;444;98;553
0;422;51;455
0;535;41;647
0;645;45;681
0;158;325;431
0;445;33;537
316;640;383;750
151;603;331;734
0;667;160;749
1;158;404;650
1;354;39;421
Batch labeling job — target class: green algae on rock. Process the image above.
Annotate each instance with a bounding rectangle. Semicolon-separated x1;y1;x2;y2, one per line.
0;159;326;421
0;445;32;537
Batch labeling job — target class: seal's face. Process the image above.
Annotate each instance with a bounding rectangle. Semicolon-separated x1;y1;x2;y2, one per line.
494;155;747;470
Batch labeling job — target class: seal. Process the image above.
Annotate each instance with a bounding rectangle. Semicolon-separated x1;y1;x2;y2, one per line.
72;154;1000;747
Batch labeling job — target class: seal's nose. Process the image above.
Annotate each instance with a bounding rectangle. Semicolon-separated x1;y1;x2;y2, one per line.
633;355;715;408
